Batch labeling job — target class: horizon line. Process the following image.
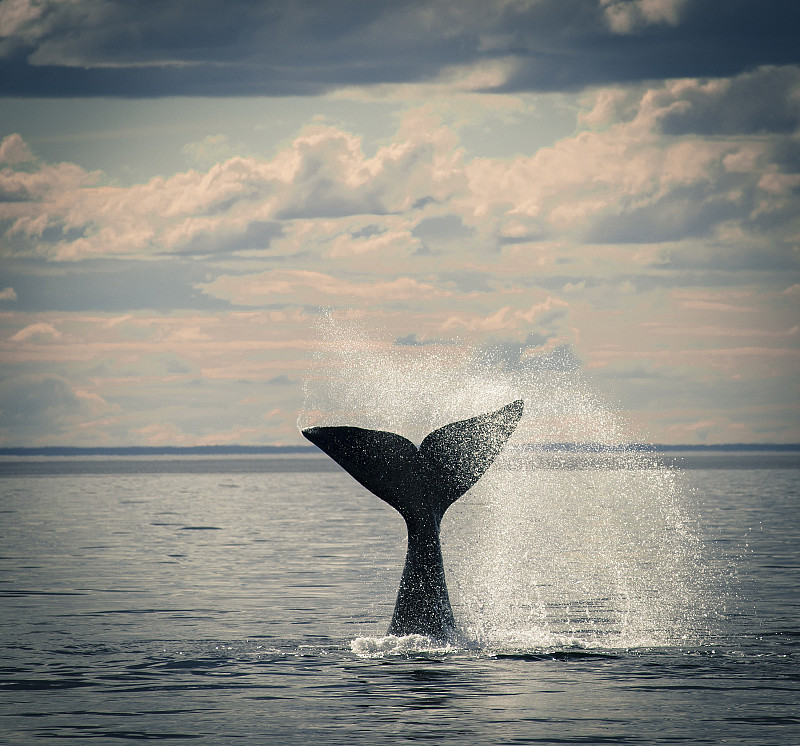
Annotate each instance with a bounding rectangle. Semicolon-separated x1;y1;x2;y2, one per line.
1;443;799;456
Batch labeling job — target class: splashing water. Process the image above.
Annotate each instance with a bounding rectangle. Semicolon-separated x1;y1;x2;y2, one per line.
301;313;716;654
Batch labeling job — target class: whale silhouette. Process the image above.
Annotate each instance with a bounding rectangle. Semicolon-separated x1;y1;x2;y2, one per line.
301;399;524;640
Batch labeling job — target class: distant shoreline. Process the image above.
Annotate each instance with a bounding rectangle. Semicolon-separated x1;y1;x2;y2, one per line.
1;443;799;457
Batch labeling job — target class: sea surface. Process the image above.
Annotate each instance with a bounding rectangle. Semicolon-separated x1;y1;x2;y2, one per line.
0;452;798;744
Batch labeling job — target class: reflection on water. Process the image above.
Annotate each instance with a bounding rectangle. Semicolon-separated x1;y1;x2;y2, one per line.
0;460;798;744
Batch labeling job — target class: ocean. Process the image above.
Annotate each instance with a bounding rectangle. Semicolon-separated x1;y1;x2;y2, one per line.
0;451;798;745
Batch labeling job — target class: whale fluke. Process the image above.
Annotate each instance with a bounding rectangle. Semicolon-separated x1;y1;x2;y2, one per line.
302;399;524;640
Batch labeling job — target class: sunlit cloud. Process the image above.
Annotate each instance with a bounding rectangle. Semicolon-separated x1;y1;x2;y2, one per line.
1;3;798;446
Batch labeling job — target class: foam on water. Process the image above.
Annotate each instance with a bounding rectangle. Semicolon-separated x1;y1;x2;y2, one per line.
351;634;459;657
350;631;607;659
302;313;717;654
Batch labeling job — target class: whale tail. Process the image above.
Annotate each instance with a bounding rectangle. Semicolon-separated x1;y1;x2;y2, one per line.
301;399;523;639
301;399;524;520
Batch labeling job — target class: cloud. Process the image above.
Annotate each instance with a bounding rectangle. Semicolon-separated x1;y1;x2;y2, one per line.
0;132;33;163
0;373;116;442
176;220;284;256
601;0;687;34
474;339;582;373
0;142;100;205
329;227;421;258
266;374;294;386
5;67;798;267
394;332;457;347
655;67;800;136
463;74;800;248
411;214;473;251
586;184;744;243
2;1;799;97
9;321;61;342
0;375;77;423
130;422;263;447
1;49;799;447
201;269;451;306
1;121;465;260
654;243;800;273
442;299;570;334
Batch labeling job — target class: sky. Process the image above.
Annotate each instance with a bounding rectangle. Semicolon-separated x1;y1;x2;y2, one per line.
0;0;799;447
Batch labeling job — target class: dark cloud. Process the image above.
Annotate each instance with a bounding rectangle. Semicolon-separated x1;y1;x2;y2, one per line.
657;66;800;136
266;374;294;385
0;375;79;425
274;180;387;220
411;215;474;254
586;184;745;244
526;343;582;373
394;333;457;347
411;215;473;242
771;136;800;174
475;338;580;373
2;0;800;97
654;243;800;273
176;220;283;256
350;224;384;239
523;331;552;348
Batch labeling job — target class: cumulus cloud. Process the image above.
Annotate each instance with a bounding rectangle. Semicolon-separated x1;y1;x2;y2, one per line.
2;52;799;445
1;120;466;260
4;68;798;267
0;132;33;163
463;73;800;249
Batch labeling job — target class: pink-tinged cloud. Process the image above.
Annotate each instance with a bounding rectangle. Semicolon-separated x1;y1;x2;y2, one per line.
0;62;798;446
442;299;569;333
0;133;33;164
9;322;62;342
201;270;450;306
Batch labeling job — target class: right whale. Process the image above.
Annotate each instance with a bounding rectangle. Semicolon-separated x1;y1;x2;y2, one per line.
301;399;524;641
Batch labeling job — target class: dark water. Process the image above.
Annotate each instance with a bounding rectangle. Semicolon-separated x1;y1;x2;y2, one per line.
0;453;798;744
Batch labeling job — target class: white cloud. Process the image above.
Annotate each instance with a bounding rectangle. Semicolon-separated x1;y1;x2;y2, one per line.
0;287;17;301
